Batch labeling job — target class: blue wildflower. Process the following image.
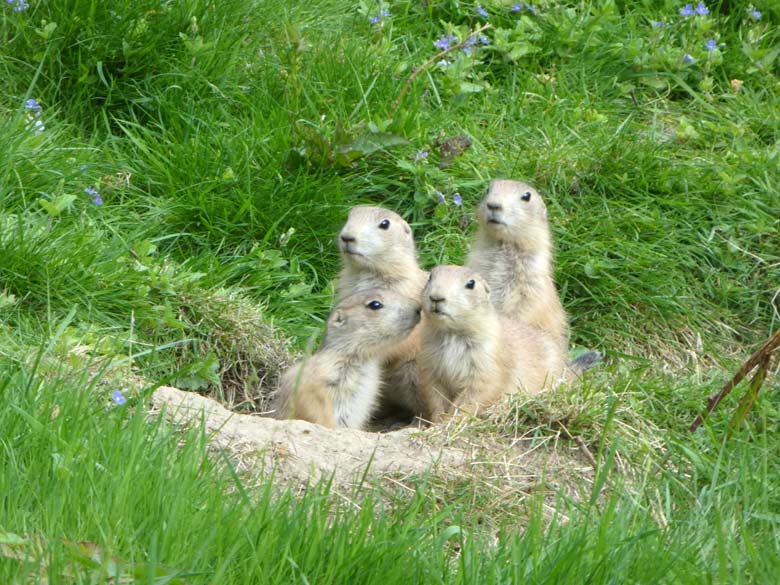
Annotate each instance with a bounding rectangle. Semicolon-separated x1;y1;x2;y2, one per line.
651;21;664;28
694;2;709;16
32;119;45;135
525;3;537;12
369;14;380;23
25;98;41;111
111;390;127;406
679;4;695;16
437;59;451;67
705;39;717;51
85;187;102;205
750;9;761;20
434;35;457;51
11;0;29;11
682;54;695;63
477;4;488;18
453;193;462;207
463;35;478;54
479;35;490;45
414;149;429;162
510;2;524;11
381;9;391;16
436;191;446;204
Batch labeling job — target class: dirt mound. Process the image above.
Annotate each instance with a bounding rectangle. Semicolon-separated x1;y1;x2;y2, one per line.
152;386;594;499
152;386;467;485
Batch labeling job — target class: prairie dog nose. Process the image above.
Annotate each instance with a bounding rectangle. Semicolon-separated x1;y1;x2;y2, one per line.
340;233;356;243
428;294;445;303
486;202;502;211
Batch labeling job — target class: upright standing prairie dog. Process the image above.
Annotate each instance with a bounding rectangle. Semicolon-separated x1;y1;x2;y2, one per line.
336;206;429;418
336;206;428;302
272;289;421;429
418;265;565;422
466;180;569;355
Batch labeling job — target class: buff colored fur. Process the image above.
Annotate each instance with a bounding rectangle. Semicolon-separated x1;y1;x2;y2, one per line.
466;180;569;355
273;289;421;429
336;206;429;417
418;265;565;422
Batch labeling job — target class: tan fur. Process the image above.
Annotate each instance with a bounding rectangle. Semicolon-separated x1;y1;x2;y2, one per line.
418;266;565;422
272;289;421;429
466;180;569;355
336;206;429;417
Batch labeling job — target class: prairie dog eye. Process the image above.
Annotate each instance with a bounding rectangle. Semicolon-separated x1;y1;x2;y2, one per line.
521;191;532;202
378;219;391;230
367;300;384;310
465;279;476;290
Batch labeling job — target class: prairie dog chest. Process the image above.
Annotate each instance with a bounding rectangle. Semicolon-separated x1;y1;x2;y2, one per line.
426;334;492;399
475;246;541;303
328;360;381;428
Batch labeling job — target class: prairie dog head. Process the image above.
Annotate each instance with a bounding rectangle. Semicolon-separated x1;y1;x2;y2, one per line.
323;289;421;357
476;180;550;246
422;265;493;330
338;206;417;271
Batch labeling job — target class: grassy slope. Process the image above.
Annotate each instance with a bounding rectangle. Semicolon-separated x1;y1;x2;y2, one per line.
1;0;780;582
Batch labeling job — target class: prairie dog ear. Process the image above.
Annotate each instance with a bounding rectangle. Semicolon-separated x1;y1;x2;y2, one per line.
331;310;346;327
403;222;411;235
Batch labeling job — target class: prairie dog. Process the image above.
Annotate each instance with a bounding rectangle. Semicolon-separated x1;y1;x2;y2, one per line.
273;290;421;429
466;180;569;354
336;206;428;302
336;206;429;418
418;265;565;422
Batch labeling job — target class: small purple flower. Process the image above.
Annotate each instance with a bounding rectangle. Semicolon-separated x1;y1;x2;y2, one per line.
525;3;537;13
436;191;446;204
111;390;127;406
381;9;391;17
369;14;380;24
463;35;478;54
437;59;451;67
651;21;664;28
25;98;41;111
413;149;429;162
750;9;761;20
11;0;29;11
679;4;694;17
32;120;45;134
79;164;88;171
434;35;457;51
479;35;490;45
510;2;523;11
705;39;717;51
85;186;102;205
477;4;488;18
453;193;462;207
694;2;709;16
682;53;695;63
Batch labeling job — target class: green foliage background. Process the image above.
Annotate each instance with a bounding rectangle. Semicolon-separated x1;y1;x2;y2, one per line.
1;0;779;582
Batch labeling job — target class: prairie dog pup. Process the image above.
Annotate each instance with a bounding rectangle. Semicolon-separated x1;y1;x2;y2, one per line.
337;206;428;302
418;266;565;422
466;180;569;354
336;206;429;418
273;290;421;429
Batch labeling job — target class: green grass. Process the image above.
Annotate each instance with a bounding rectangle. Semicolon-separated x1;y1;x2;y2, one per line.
1;0;780;582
